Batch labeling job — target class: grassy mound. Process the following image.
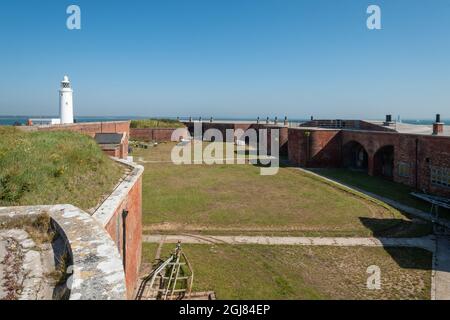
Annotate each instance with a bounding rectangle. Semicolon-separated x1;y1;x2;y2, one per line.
130;118;184;129
0;127;123;211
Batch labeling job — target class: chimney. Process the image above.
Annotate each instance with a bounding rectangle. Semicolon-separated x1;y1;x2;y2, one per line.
266;117;269;124
256;117;260;124
284;116;288;126
210;117;213;123
433;114;444;135
274;116;278;125
189;116;192;122
384;114;394;126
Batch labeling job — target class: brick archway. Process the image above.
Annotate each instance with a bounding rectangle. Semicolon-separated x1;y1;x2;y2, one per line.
342;140;369;172
373;145;395;179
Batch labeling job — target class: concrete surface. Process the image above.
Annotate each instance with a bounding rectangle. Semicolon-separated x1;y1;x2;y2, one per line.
0;239;6;299
434;236;450;300
0;229;52;300
143;234;436;252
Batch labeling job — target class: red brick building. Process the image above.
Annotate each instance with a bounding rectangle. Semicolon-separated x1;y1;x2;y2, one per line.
288;119;450;197
127;118;449;198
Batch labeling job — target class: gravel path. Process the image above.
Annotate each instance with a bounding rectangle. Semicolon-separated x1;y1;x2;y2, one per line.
143;234;436;252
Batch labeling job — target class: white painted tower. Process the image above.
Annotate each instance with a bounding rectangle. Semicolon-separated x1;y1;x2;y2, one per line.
59;75;74;124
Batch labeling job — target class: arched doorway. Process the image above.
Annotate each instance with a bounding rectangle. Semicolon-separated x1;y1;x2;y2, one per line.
373;145;394;179
342;141;368;172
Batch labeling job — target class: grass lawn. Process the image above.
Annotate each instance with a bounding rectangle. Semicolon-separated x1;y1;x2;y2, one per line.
0;127;123;211
135;142;432;237
313;168;450;218
143;242;432;300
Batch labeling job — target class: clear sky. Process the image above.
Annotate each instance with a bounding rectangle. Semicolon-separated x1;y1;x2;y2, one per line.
0;0;449;119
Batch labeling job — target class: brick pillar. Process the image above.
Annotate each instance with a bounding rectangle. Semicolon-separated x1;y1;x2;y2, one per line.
368;155;374;176
433;123;444;135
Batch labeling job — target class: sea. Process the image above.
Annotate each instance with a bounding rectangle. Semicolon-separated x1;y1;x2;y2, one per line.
0;115;448;126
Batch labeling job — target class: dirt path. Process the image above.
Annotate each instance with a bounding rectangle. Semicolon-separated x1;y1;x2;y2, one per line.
143;234;436;252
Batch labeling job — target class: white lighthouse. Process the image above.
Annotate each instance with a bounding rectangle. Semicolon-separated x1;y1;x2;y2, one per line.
59;75;74;124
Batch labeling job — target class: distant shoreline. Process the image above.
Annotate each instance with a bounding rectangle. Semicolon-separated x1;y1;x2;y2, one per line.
0;115;448;126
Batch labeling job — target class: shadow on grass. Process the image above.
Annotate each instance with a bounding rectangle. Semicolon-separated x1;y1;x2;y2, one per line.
381;246;432;271
359;217;432;238
359;217;433;271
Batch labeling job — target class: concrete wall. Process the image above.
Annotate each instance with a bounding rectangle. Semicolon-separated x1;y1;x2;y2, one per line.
102;147;121;158
0;149;143;299
0;205;127;300
93;159;144;299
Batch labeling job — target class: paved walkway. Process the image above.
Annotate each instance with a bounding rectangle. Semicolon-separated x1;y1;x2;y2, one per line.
434;236;450;300
143;234;436;252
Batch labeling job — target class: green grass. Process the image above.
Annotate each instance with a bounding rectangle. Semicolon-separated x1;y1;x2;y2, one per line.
313;168;450;216
0;127;124;211
130;118;185;129
135;142;432;237
143;243;432;300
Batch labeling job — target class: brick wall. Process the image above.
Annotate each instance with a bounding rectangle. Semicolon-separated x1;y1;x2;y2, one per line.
93;160;144;299
130;127;189;142
288;128;341;167
35;121;130;138
183;122;289;156
103;175;142;299
300;119;395;132
288;127;450;197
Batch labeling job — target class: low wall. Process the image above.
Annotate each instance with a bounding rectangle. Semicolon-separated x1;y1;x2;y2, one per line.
130;127;189;142
0;157;144;300
93;159;144;299
300;119;396;132
0;205;127;300
183;122;289;156
31;121;130;138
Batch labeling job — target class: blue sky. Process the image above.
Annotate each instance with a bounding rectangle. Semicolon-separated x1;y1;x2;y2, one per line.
0;0;449;119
